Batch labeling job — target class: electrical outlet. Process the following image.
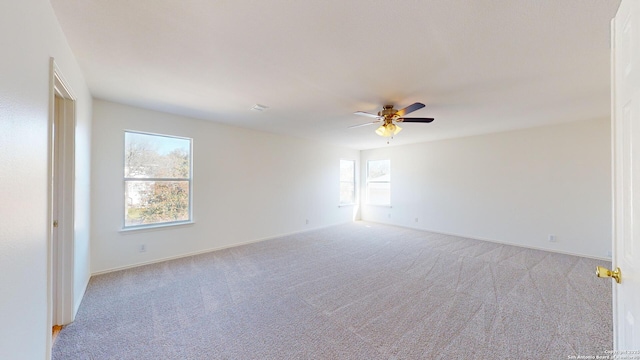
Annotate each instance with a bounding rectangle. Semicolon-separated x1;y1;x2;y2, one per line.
415;217;419;223
139;244;146;253
305;219;309;225
548;235;557;243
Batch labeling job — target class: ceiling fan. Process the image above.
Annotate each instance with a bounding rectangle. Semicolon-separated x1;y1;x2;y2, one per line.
350;102;434;137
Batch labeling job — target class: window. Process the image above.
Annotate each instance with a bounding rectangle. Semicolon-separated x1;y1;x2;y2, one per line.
367;159;390;205
124;131;192;228
340;160;355;204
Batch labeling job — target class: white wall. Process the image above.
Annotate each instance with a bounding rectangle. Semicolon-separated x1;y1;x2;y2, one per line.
361;118;611;259
91;100;359;273
74;96;92;315
0;0;92;358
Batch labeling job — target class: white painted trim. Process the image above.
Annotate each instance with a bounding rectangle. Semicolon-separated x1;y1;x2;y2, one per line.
46;61;54;360
52;62;76;100
610;15;620;352
122;130;194;230
93;219;609;277
364;220;612;261
92;221;352;276
119;221;195;234
47;58;77;339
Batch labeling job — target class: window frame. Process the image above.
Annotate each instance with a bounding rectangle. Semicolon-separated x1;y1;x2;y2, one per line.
366;159;391;206
339;159;356;205
123;130;193;230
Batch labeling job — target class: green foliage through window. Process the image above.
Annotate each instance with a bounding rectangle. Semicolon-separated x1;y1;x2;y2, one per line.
124;131;192;228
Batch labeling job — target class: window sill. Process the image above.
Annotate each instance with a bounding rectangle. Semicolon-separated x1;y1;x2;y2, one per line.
338;203;356;207
119;221;195;234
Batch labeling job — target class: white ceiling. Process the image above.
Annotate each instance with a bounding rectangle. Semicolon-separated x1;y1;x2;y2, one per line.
50;0;621;150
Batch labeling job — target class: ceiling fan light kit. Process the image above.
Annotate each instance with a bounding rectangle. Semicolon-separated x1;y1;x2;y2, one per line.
375;123;402;137
351;102;434;139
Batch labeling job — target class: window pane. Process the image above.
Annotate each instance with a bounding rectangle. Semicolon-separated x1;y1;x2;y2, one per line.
340;182;354;204
367;159;390;182
340;160;355;182
125;132;190;178
367;159;390;205
339;159;355;204
125;180;190;226
367;182;390;205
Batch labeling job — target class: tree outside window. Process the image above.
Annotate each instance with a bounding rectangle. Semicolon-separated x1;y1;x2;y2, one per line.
124;131;192;228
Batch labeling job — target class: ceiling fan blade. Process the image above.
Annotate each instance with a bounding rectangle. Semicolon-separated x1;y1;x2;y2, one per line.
348;120;381;128
398;117;434;123
395;102;425;117
354;111;381;119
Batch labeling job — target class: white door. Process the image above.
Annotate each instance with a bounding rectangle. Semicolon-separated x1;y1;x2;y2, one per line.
611;0;640;351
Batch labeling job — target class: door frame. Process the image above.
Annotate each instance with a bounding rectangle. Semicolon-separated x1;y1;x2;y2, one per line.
610;14;619;351
47;58;76;342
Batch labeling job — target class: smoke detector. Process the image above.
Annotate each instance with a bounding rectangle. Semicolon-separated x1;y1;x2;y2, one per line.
251;104;269;112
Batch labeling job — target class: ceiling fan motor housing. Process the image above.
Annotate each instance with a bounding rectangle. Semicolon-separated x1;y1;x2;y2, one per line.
379;105;397;118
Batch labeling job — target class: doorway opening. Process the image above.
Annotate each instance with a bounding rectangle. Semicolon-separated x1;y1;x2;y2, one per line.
48;59;76;351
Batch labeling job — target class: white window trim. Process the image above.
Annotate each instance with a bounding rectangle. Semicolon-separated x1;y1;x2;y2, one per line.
119;220;195;233
123;130;193;230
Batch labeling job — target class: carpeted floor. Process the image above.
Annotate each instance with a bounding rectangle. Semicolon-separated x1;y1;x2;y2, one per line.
53;222;612;359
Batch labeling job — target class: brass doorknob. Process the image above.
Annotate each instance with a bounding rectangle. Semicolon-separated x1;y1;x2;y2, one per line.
596;266;622;284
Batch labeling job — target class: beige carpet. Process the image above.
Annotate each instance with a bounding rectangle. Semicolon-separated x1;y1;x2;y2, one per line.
53;222;612;359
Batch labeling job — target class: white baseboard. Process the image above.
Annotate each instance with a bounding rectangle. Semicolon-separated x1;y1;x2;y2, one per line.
360;220;612;261
91;221;352;276
92;219;610;276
